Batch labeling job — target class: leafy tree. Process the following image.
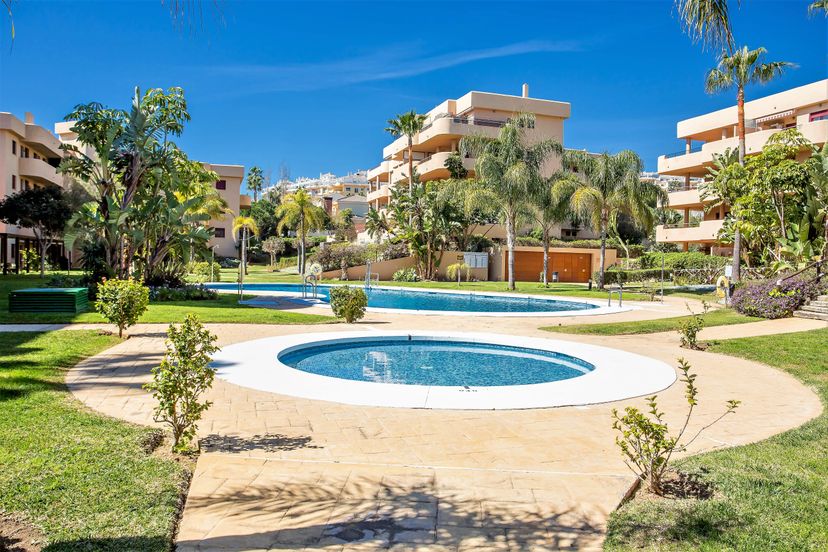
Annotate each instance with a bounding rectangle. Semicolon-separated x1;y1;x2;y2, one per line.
275;189;326;275
444;151;469;179
246;166;264;201
806;143;828;256
95;278;150;338
530;174;571;286
0;186;71;276
385;110;427;196
232;215;259;282
144;315;219;452
261;236;286;266
461;113;562;290
436;178;499;251
553;150;665;288
332;208;357;242
249;195;282;239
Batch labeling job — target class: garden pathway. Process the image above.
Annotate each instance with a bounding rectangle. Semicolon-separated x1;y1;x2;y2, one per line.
59;311;824;551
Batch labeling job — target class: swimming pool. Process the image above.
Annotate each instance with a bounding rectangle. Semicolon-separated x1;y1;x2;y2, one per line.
211;331;677;409
207;283;613;316
279;339;594;387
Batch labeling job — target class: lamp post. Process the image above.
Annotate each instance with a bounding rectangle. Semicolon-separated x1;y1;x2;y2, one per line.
210;245;218;282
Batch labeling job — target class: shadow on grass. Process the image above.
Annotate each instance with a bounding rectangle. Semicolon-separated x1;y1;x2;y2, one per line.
42;536;169;552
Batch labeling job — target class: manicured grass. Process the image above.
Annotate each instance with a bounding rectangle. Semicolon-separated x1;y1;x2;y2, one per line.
606;328;828;551
542;308;760;336
0;274;333;324
0;331;188;550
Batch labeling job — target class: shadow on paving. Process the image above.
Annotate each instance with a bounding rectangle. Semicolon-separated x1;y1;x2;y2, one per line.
178;475;603;550
200;433;320;453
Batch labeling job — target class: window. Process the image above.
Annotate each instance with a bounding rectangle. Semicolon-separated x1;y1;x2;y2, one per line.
215;180;227;190
11;175;16;190
810;109;828;122
11;140;16;155
213;227;226;238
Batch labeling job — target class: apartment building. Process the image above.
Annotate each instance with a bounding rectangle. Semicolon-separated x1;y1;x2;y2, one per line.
271;171;370;197
656;79;828;252
204;163;250;258
365;85;591;240
1;112;68;273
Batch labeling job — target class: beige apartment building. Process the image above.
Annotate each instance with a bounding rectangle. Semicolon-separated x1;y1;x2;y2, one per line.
0;112;68;273
656;79;828;252
366;85;591;240
204;163;250;259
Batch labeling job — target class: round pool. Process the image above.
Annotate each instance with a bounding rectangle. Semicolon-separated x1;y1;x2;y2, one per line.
279;339;594;387
211;331;677;410
207;283;624;317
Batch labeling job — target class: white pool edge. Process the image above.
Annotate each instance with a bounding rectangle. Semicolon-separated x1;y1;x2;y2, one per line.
211;331;677;410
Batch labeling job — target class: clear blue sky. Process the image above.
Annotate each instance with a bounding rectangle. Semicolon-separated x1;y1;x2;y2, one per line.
1;1;825;192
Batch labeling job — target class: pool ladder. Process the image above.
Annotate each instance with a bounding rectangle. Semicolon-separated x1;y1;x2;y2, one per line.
607;288;623;307
303;274;318;299
364;262;379;290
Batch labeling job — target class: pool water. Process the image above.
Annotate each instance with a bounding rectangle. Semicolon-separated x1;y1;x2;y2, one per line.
208;283;597;314
278;339;595;387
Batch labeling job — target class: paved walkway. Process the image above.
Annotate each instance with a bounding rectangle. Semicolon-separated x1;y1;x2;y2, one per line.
55;306;825;552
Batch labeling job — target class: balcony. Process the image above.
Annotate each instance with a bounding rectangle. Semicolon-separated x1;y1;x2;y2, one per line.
18;157;60;185
666;186;706;209
658;119;828;175
382;114;505;159
367;184;391;203
414;152;476;180
656;219;725;243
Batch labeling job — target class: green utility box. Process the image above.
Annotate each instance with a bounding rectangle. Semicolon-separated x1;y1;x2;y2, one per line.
9;288;90;313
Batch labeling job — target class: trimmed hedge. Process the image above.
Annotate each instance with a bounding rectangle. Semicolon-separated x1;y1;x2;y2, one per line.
639;251;729;270
599;269;670;286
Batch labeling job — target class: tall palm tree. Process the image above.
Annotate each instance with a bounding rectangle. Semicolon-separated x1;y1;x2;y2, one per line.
365;208;390;242
460;113;563;290
275;189;327;275
246;166;264;202
553;150;666;289
705;46;794;280
675;0;735;52
809;0;828;16
232;215;259;292
531;174;571;287
385;110;427;196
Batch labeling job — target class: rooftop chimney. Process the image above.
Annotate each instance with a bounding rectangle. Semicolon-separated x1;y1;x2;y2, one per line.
521;83;529;98
24;112;34;124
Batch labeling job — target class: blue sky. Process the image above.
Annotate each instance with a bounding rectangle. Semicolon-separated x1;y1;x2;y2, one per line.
1;1;825;192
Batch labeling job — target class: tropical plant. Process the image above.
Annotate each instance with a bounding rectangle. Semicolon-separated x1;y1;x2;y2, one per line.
0;186;71;276
809;0;828;15
261;236;286;267
232;215;258;284
678;301;709;350
553;150;666;288
274;189;327;275
446;262;470;285
444;151;469;179
392;267;419;282
143;315;219;452
246;166;264;201
332;208;356;241
328;286;368;323
675;0;734;52
461;113;562;290
94;278;150;338
385;110;427;196
612;358;740;495
530;174;571;286
365;208;390;242
436;178;498;251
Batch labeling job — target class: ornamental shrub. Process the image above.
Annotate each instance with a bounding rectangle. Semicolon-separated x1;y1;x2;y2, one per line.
392;267;420;282
150;284;218;302
190;261;222;282
731;278;822;319
639;252;729;271
95;278;150;337
678;301;709;350
143;315;219;452
600;269;671;286
328;286;368;323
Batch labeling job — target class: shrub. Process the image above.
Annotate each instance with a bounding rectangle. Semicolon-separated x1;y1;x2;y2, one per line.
731;278;823;319
95;278;150;338
678;301;709;350
310;242;410;272
150;285;218;302
217;256;240;268
466;234;495;252
190;261;222;283
600;269;670;286
44;274;86;288
392;267;420;282
143;315;219;452
328;286;368;323
612;358;740;495
446;262;470;284
639;252;729;271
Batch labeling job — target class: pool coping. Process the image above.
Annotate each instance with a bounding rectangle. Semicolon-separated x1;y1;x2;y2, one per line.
211;330;677;410
209;282;635;317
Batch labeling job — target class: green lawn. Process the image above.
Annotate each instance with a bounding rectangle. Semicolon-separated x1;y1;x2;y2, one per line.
542;308;760;336
0;273;333;325
0;331;189;551
606;328;828;551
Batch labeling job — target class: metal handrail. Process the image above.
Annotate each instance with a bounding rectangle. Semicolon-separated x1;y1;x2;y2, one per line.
776;259;824;287
302;275;318;299
607;289;623;307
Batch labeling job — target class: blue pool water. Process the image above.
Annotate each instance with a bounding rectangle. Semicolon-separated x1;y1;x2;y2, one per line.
208;283;597;314
278;339;595;386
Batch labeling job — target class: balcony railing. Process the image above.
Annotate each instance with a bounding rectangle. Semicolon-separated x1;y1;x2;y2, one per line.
420;113;508;132
664;145;703;158
663;221;702;229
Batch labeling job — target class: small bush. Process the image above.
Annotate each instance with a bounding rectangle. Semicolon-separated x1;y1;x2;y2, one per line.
516;236;543;247
143;315;219;452
44;275;86;288
189;261;222;283
95;278;150;338
328;286;368;323
392;267;420;282
310;242;409;272
678;302;709;350
150;285;218;302
639;251;729;271
217;256;240;268
731;278;822;319
600;269;670;286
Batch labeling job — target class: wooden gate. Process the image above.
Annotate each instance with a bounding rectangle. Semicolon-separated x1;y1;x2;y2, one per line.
512;251;593;283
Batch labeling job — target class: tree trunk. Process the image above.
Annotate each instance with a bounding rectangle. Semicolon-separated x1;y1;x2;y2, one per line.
598;218;607;289
737;87;746;165
731;227;742;282
407;138;414;196
542;227;549;287
300;214;306;276
506;214;516;291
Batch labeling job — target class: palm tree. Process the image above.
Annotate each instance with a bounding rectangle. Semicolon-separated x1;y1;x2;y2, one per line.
246;166;264;202
675;0;734;52
809;0;828;15
553;150;666;289
531;174;571;286
275;189;327;275
232;215;259;293
460;113;563;290
365;208;390;242
705;46;794;280
385;110;427;196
